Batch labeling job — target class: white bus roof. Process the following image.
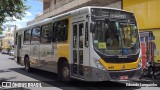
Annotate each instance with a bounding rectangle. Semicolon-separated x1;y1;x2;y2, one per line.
16;6;133;32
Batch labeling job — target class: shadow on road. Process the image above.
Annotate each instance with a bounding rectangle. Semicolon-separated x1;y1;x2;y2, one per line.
0;70;12;73
9;67;141;90
8;57;14;60
0;77;17;85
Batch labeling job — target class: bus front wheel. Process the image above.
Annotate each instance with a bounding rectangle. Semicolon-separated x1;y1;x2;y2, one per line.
61;61;71;82
24;57;31;72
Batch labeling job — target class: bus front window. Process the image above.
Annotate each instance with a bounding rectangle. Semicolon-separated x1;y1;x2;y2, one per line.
92;19;139;56
119;23;138;48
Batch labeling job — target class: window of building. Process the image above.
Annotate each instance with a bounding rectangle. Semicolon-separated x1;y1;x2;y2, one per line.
41;24;52;44
31;27;41;44
24;30;31;44
53;19;68;42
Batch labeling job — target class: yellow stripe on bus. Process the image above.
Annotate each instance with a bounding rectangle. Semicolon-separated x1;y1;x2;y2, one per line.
99;58;140;71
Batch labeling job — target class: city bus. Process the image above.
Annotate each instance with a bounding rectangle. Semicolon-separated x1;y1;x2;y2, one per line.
14;6;142;81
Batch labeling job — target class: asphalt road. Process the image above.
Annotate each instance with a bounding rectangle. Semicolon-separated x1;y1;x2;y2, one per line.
0;53;159;90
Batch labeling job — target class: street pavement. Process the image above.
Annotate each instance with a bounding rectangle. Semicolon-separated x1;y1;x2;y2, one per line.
0;53;160;90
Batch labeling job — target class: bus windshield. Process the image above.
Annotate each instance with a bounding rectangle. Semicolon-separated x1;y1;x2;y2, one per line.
92;19;140;56
91;8;140;56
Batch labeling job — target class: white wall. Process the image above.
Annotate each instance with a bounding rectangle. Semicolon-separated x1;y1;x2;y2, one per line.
105;1;121;9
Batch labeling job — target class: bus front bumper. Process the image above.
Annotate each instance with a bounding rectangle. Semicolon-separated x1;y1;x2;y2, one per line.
88;67;142;81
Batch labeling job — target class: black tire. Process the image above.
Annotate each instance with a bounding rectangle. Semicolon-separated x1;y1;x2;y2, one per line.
148;67;153;76
24;57;31;72
60;61;71;82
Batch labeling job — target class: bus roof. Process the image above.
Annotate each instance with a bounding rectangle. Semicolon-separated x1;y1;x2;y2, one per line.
16;6;133;32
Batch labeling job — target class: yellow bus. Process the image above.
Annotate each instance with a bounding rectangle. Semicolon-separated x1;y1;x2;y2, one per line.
14;6;142;81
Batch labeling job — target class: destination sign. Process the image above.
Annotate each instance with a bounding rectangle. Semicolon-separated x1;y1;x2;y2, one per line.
91;8;134;20
110;14;127;19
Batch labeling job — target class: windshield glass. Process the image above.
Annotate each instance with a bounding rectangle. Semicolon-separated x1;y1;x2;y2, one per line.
92;19;140;56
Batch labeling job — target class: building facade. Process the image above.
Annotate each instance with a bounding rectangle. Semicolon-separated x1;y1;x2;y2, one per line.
123;0;160;63
27;0;122;25
29;0;159;29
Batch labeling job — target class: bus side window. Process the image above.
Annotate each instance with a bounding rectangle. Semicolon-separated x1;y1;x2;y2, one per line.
73;25;77;48
24;30;31;44
52;23;56;42
41;24;52;44
53;19;68;42
31;27;41;44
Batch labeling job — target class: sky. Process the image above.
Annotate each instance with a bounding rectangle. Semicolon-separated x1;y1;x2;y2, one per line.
2;0;43;36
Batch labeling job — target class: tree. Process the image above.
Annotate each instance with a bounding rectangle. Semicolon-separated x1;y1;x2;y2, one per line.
0;26;2;34
0;0;29;25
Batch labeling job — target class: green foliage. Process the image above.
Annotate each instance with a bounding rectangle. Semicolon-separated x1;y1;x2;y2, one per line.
0;0;29;25
0;26;2;34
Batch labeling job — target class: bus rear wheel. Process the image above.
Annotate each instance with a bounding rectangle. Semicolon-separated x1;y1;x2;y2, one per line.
24;57;31;72
61;61;71;82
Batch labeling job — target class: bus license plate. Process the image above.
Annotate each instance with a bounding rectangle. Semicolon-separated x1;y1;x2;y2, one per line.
119;76;128;80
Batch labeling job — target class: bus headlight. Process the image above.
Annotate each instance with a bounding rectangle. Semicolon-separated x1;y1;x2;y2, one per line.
95;59;105;70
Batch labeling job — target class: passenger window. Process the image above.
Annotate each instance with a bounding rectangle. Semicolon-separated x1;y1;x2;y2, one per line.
24;30;31;44
73;25;77;48
31;27;41;44
79;23;84;48
53;19;68;42
41;24;52;44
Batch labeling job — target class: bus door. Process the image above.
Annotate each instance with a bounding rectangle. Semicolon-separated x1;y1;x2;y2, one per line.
71;21;89;79
17;35;22;64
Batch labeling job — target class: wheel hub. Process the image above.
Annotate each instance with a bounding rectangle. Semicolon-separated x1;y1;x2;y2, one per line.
63;67;69;78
